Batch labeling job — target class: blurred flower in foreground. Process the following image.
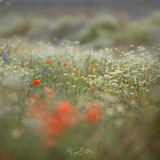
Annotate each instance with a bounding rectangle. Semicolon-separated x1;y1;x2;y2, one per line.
0;151;11;160
134;94;139;98
33;79;40;85
43;87;53;94
86;105;102;125
15;47;20;52
62;62;67;67
68;67;72;71
148;96;153;99
25;93;29;97
46;60;51;64
31;101;76;136
43;87;56;98
30;93;37;103
91;86;96;91
56;101;73;116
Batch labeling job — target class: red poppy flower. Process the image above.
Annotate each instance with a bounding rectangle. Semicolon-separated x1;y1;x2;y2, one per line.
91;86;96;91
43;87;53;93
69;68;72;71
33;80;40;85
134;94;139;98
46;60;51;64
86;105;102;125
37;101;74;136
25;93;29;97
30;97;37;103
50;93;56;98
63;62;67;67
73;69;77;73
57;101;73;116
43;87;50;93
23;64;25;68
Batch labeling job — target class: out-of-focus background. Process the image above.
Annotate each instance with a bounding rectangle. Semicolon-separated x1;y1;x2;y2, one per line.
0;0;160;48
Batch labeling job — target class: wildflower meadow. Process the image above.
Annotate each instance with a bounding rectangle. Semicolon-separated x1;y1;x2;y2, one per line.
0;1;160;160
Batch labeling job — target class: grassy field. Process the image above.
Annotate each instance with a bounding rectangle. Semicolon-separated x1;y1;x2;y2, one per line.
0;37;160;159
0;2;160;160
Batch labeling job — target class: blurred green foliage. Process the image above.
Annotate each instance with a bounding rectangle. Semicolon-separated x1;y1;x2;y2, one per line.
0;11;160;48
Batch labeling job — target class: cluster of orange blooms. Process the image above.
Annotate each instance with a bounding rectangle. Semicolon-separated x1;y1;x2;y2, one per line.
28;94;103;139
43;87;56;98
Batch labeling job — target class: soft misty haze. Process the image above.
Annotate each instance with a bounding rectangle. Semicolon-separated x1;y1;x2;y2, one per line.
3;0;160;19
1;0;160;47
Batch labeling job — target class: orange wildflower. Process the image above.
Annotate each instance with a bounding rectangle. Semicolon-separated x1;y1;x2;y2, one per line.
68;67;72;71
46;60;51;64
30;93;38;103
33;93;37;98
73;69;77;73
30;97;37;103
43;87;56;98
50;93;56;98
33;79;40;85
43;87;53;94
43;87;50;93
56;101;73;116
91;86;96;91
86;105;102;125
63;62;67;67
25;93;29;97
15;47;20;52
38;101;74;136
134;94;139;98
147;96;153;99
